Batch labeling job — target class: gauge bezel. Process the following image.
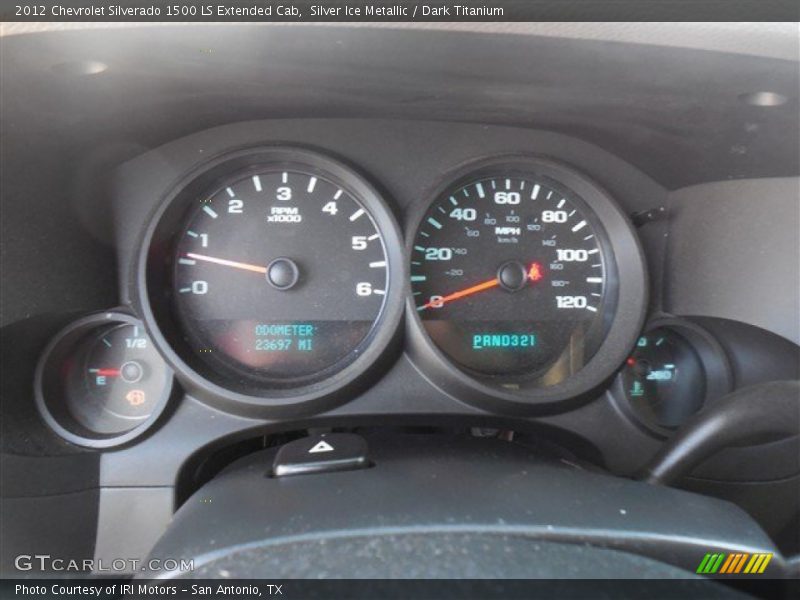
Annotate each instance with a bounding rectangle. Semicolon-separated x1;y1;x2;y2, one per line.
137;146;406;418
34;311;174;449
612;317;733;438
405;156;648;415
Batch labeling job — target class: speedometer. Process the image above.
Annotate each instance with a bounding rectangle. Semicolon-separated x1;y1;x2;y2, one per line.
142;148;404;407
409;158;645;398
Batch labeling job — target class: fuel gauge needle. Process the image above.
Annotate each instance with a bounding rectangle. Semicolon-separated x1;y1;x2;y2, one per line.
89;368;120;376
184;253;267;274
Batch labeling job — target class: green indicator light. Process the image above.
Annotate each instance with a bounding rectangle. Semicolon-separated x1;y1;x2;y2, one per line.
472;333;536;350
637;336;648;347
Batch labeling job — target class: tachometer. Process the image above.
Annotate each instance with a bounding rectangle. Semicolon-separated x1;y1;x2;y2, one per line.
408;158;646;405
142;148;403;406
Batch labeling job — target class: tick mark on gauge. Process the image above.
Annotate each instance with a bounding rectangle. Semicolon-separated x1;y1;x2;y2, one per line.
476;183;485;198
571;220;587;232
369;261;386;268
102;338;112;348
531;184;540;199
349;208;365;221
226;187;235;198
587;248;599;253
584;235;595;241
411;275;427;282
586;277;603;283
450;196;459;206
178;258;196;265
281;172;288;184
586;306;598;312
557;199;566;209
372;289;386;295
186;230;199;238
368;233;380;241
414;245;426;252
427;217;443;229
307;177;317;193
202;206;218;219
179;287;191;293
252;176;262;192
334;189;343;200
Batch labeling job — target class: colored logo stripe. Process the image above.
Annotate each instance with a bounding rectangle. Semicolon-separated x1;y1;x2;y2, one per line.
697;553;725;574
720;553;749;573
697;552;773;575
744;553;773;574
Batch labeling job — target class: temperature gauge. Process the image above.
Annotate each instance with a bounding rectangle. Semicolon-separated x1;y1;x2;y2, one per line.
36;312;172;448
621;327;706;430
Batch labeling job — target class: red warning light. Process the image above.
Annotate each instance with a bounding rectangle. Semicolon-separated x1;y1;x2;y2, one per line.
528;262;544;282
626;358;637;367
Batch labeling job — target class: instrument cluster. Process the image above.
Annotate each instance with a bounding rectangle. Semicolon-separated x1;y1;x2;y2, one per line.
35;145;650;446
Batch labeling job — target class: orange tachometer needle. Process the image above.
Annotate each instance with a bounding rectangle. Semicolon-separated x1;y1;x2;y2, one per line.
185;253;267;274
419;261;545;311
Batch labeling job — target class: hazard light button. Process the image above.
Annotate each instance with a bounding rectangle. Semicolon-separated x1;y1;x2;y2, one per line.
272;434;370;477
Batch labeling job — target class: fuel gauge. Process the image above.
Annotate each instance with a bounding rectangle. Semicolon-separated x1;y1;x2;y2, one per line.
69;322;169;435
36;312;172;448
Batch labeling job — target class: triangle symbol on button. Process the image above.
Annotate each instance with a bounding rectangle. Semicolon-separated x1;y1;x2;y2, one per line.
309;440;334;454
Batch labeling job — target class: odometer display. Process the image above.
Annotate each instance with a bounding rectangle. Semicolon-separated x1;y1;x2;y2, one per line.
411;168;617;386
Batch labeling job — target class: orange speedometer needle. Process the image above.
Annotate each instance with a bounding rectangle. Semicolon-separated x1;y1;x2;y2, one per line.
421;278;500;310
419;261;544;311
184;253;267;274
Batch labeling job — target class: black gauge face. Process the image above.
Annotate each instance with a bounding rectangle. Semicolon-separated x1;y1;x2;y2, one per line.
411;172;616;385
36;313;173;448
170;165;389;389
67;323;169;434
622;328;706;429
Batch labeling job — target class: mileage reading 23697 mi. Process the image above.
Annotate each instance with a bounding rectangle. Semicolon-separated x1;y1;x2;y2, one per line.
254;323;315;352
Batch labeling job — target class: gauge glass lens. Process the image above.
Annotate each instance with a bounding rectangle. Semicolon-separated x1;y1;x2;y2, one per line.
622;328;706;429
171;167;388;388
411;173;615;385
66;323;169;435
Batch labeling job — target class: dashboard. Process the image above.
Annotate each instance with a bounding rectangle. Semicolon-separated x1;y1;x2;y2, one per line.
1;23;799;579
